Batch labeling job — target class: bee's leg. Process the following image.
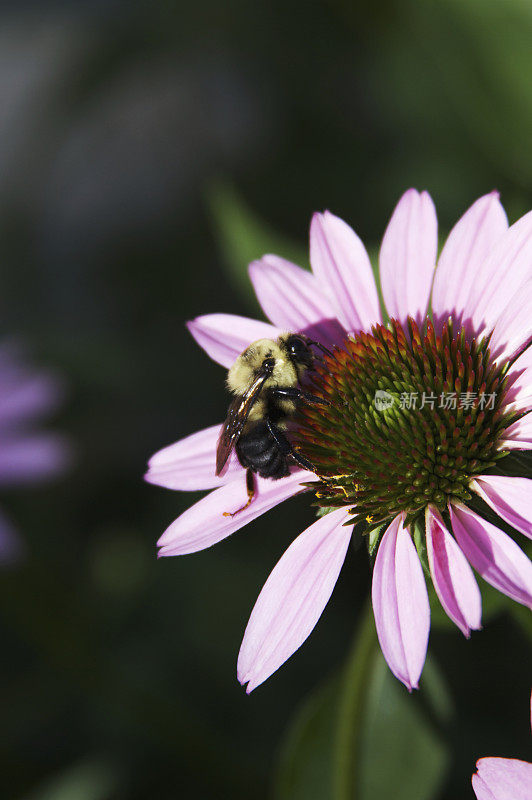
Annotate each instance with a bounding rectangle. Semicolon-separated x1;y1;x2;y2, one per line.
266;418;317;473
300;391;330;406
271;387;330;407
223;468;256;517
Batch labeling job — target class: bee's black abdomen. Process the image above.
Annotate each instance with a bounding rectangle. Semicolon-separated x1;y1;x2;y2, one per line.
261;451;290;479
236;422;290;479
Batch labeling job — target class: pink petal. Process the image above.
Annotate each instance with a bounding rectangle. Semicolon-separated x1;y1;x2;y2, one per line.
473;758;532;800
145;424;242;491
157;469;312;556
248;255;338;334
489;280;532;364
500;413;532;450
431;192;508;331
309;211;381;333
425;506;481;636
470;209;532;336
371;515;430;691
450;503;532;608
472;476;532;540
237;508;352;692
379;189;438;328
511;346;532;374
505;374;532;414
472;775;497;800
0;434;72;486
187;314;282;368
506;347;532;412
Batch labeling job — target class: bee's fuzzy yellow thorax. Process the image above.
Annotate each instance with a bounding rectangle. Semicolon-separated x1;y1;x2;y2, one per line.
226;339;298;395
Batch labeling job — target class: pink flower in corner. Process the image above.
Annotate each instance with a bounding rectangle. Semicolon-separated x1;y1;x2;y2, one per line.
146;189;532;692
472;693;532;800
0;343;71;563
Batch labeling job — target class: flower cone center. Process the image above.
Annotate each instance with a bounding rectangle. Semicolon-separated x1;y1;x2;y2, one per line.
294;317;516;527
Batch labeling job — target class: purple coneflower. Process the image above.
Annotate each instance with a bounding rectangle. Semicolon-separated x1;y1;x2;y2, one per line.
147;190;532;692
472;693;532;800
0;343;70;562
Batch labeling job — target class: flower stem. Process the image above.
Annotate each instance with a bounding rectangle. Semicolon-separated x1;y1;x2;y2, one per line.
332;599;378;800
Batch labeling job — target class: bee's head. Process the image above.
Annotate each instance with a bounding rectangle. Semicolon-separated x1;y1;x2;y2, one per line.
280;334;314;369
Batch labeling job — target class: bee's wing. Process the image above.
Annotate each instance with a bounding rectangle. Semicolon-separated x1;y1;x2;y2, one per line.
215;371;270;475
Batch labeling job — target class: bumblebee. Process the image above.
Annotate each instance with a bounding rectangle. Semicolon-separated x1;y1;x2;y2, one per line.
216;333;328;516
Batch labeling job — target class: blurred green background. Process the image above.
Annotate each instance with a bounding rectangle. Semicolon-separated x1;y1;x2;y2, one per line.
0;1;531;798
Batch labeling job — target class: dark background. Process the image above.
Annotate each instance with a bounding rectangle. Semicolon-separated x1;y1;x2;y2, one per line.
0;1;531;798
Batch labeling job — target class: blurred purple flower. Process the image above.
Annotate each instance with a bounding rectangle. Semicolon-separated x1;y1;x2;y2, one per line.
0;343;71;563
147;190;532;692
472;693;532;800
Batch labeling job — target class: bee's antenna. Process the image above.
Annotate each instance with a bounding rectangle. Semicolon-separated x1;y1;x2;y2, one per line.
307;339;333;358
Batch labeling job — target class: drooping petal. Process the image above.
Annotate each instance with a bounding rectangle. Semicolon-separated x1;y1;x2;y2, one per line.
309;211;381;333
470;209;532;337
237;508;352;692
187;314;282;368
0;371;65;429
473;757;532;800
489;280;532;364
425;506;481;636
248;255;337;333
371;515;430;691
500;413;532;450
472;476;532;540
450;503;532;608
379;189;438;328
157;470;312;556
431;192;508;331
0;434;72;486
145;424;242;491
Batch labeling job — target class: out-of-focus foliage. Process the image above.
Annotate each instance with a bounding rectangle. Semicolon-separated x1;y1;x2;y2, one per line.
393;0;532;185
274;608;449;800
23;759;120;800
208;182;308;306
0;1;531;799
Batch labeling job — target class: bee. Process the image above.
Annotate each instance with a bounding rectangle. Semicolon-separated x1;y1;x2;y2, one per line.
216;333;329;517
